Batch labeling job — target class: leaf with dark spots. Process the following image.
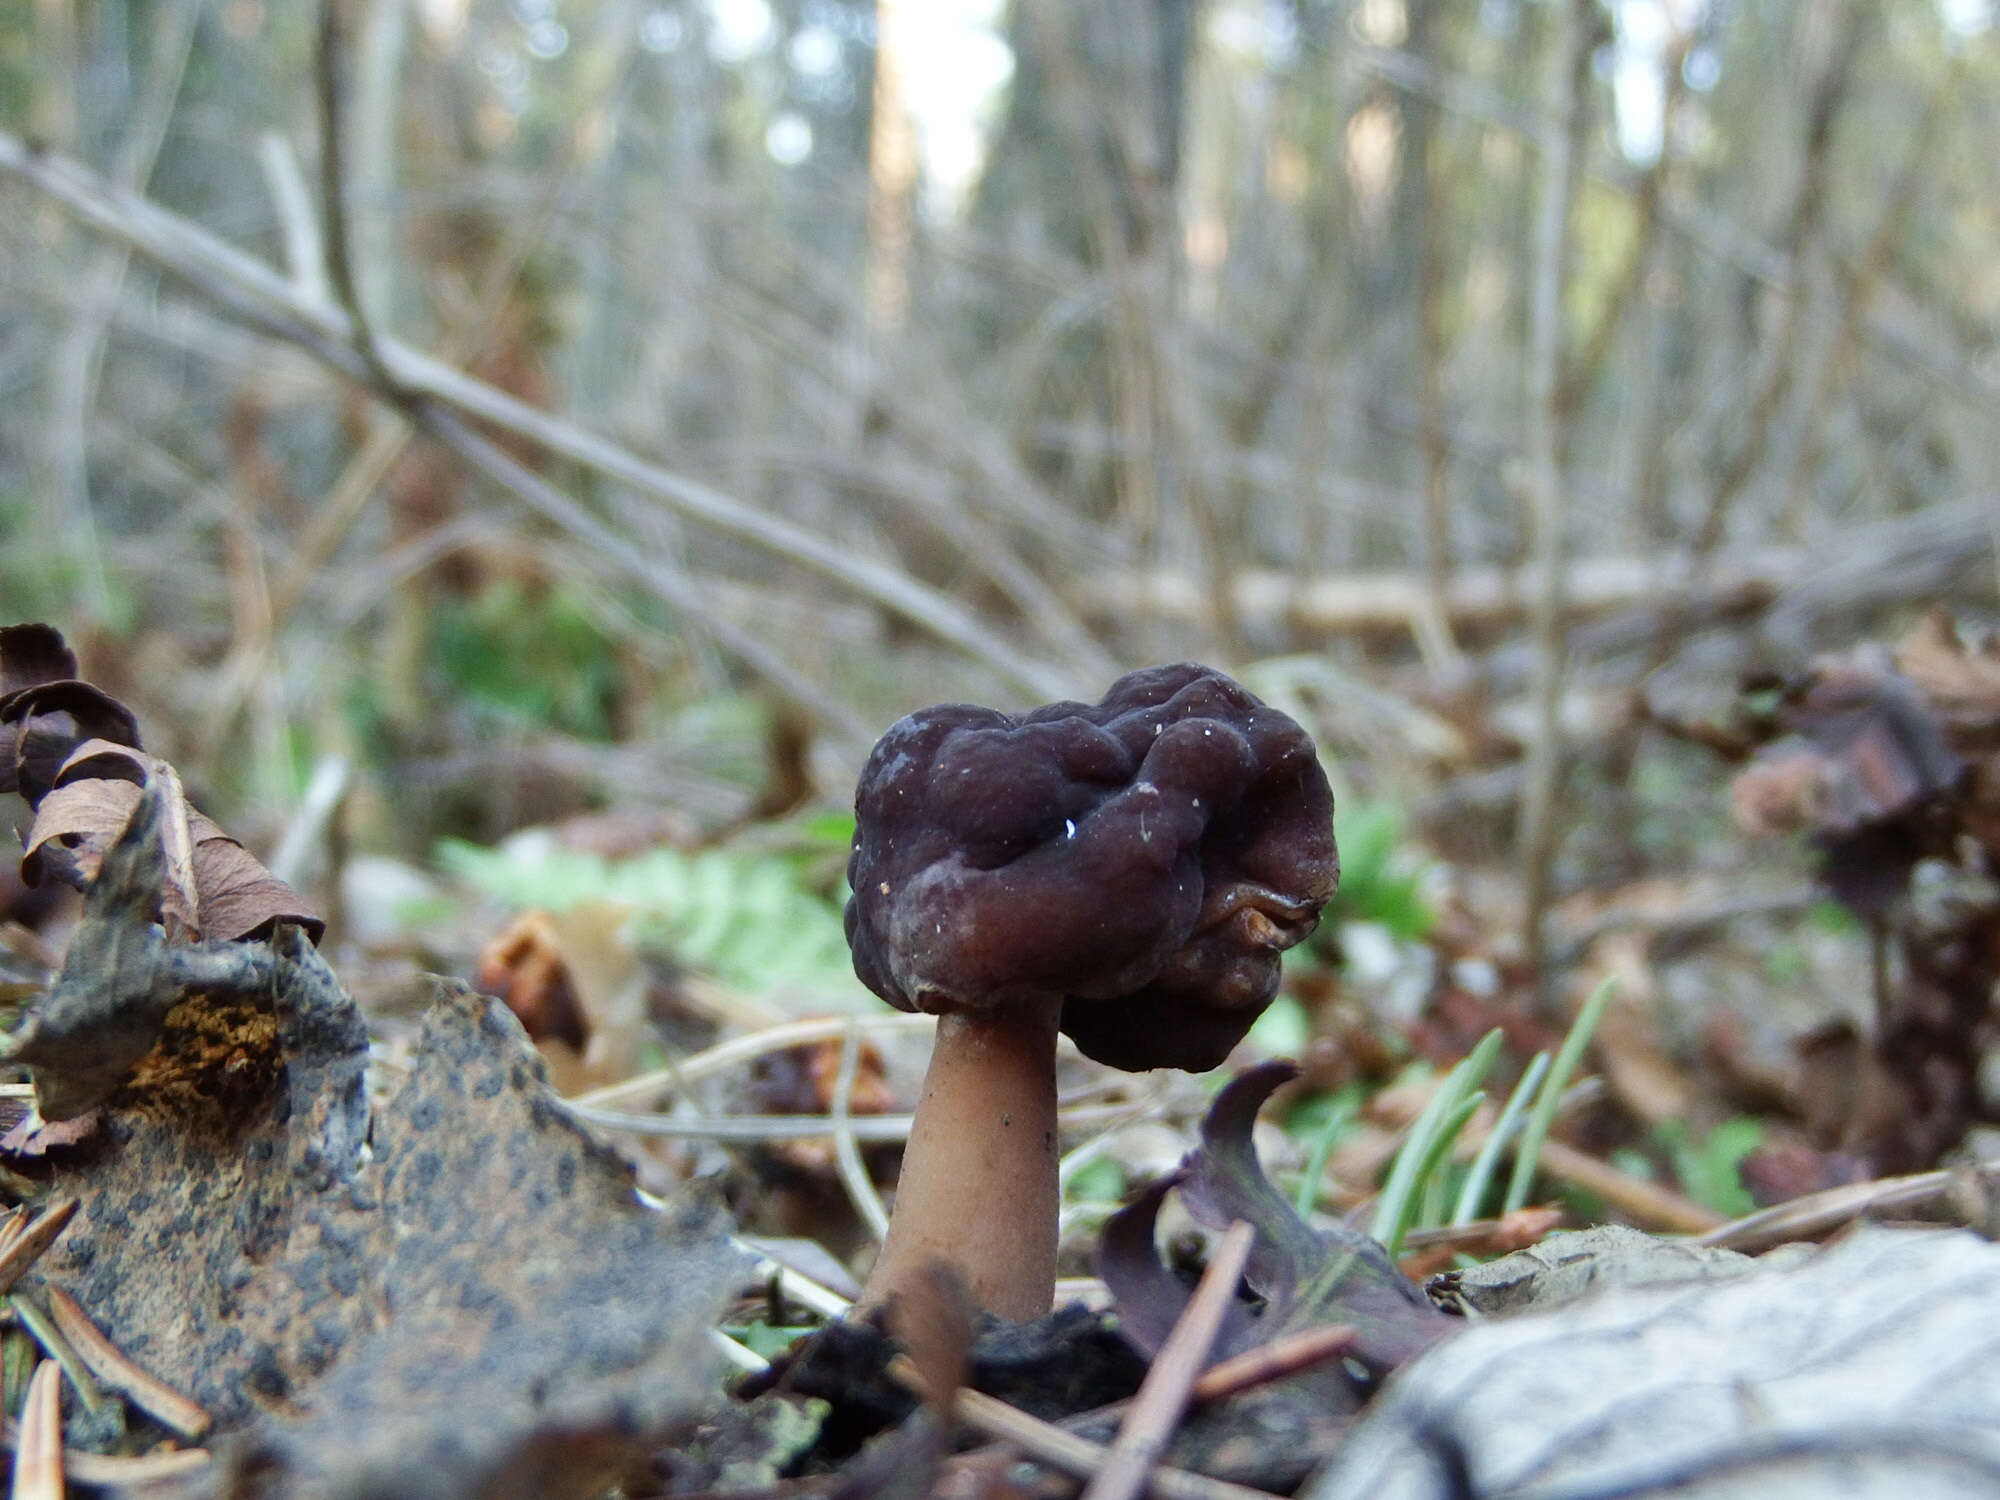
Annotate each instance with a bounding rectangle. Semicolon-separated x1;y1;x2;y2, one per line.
9;777;744;1500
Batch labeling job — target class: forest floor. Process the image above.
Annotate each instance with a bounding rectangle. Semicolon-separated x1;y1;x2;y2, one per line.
1;613;1999;1499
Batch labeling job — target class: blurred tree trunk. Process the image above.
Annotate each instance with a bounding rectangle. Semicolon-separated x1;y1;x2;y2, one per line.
866;0;914;340
1516;0;1596;987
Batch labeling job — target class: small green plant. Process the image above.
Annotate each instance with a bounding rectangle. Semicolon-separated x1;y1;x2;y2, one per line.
1326;802;1433;942
1656;1116;1761;1217
1289;1082;1365;1217
1501;978;1614;1215
1362;977;1616;1257
430;579;625;740
1370;1030;1502;1256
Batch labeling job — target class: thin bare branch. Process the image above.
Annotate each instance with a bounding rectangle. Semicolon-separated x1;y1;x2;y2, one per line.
0;129;1079;703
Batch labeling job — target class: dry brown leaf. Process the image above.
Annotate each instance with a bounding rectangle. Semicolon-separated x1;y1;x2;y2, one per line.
186;831;323;943
1896;608;2000;729
22;749;321;944
0;625;143;804
473;909;589;1051
0;625;78;699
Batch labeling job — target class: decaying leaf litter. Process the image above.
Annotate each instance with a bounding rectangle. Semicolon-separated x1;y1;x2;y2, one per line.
3;619;2000;1498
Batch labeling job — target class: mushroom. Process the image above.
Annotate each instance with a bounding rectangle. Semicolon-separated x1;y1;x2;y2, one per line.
844;663;1338;1320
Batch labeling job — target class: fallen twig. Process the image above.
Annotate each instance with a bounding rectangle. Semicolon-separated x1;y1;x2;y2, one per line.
1083;1222;1254;1500
1697;1159;1999;1254
1535;1139;1724;1235
567;1098;1147;1144
829;1021;890;1243
914;1376;1281;1500
1189;1324;1359;1406
573;1013;937;1112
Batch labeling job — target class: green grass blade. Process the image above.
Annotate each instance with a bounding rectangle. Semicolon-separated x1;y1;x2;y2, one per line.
1293;1094;1360;1219
1452;1050;1550;1225
1502;978;1615;1215
1370;1028;1503;1250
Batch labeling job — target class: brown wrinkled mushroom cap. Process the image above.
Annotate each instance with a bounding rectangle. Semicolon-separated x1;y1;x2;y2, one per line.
845;663;1337;1071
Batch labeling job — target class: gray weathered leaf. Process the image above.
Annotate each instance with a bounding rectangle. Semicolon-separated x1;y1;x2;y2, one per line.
1428;1222;1801;1318
1311;1226;2000;1500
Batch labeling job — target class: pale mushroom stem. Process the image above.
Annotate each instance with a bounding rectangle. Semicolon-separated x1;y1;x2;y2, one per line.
859;997;1062;1322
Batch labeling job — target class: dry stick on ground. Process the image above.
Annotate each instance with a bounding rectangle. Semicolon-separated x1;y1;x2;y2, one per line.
0;131;1076;707
1188;1322;1358;1405
1697;1159;2000;1254
897;1366;1284;1500
572;1013;938;1111
1534;1139;1723;1236
1082;1221;1256;1500
932;1324;1360;1500
1002;1321;1363;1454
1514;0;1594;992
565;1097;1146;1144
829;1020;891;1244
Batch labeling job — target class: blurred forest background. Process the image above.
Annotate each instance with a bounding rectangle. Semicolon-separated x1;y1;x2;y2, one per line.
4;0;2000;1194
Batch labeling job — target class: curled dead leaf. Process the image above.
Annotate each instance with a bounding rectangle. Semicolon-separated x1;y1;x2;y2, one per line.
473;910;590;1051
21;742;320;945
0;624;142;805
